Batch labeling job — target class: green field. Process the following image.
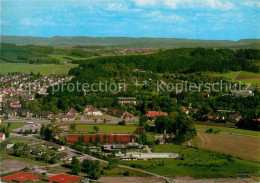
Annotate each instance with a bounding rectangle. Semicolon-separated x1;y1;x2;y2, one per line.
72;124;137;134
49;54;83;62
206;71;260;85
3;136;43;144
206;71;238;80
122;145;260;179
195;125;260;137
0;122;27;131
0;63;77;75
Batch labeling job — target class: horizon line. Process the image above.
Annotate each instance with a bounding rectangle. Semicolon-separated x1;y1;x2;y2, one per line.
1;35;260;42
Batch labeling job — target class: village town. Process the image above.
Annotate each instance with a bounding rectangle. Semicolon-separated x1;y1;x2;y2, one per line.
0;67;259;183
1;0;260;181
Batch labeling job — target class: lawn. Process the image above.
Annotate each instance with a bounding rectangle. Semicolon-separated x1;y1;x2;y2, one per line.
195;125;260;137
0;122;27;131
121;145;260;179
3;137;43;144
196;132;260;162
0;63;77;75
73;124;137;134
206;71;260;85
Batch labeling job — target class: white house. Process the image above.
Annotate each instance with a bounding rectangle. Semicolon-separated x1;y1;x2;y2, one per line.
84;105;102;116
0;133;6;142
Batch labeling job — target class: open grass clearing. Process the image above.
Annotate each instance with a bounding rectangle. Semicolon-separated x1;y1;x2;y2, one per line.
61;124;138;134
49;54;83;62
3;137;43;144
122;145;260;179
206;71;260;85
0;122;27;131
195;125;260;137
0;63;77;75
195;132;260;162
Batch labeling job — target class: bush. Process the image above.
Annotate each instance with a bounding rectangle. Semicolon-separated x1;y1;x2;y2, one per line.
123;171;130;176
118;120;126;126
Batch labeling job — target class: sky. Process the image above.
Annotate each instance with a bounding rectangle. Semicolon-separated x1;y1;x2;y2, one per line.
1;0;260;40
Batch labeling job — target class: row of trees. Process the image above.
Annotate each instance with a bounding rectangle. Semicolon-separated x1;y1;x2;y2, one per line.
154;112;197;143
70;157;101;179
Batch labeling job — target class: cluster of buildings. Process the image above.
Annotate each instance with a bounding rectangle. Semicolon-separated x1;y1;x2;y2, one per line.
0;74;73;119
117;48;155;54
0;73;73;97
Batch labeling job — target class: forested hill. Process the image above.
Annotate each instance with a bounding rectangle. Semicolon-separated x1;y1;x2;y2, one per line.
2;36;260;48
70;48;260;76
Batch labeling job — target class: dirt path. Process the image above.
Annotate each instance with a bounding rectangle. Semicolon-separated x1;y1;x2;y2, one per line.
232;71;240;81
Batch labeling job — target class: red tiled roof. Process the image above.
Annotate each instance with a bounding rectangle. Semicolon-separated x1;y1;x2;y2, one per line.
0;132;4;138
145;111;168;118
1;172;40;183
45;174;82;183
67;134;134;144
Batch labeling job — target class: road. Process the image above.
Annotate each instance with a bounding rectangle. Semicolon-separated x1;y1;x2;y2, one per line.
145;145;152;153
7;133;174;182
45;145;175;183
232;71;240;81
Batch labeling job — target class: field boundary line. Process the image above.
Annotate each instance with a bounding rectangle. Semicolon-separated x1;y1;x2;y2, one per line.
196;129;260;138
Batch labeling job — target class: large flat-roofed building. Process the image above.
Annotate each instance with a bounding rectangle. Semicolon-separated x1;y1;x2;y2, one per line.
117;152;179;160
118;97;137;106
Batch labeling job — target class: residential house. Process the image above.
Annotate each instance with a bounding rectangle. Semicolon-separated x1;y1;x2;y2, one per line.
84;105;102;116
230;114;242;122
51;114;75;122
0;133;6;142
2;109;17;118
66;108;78;116
145;111;168;120
36;111;53;119
108;108;134;119
10;101;21;108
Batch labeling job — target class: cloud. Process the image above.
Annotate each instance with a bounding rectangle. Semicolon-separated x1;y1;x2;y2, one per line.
144;11;185;23
132;0;158;7
20;18;56;26
132;0;235;10
107;3;128;11
243;1;260;8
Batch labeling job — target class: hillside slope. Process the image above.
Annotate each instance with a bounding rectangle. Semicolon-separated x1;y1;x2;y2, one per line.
2;36;260;48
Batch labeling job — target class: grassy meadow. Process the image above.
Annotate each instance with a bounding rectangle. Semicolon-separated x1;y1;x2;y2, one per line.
195;125;260;137
0;63;77;75
0;122;27;131
195;132;260;162
206;71;260;85
65;124;137;134
48;54;83;62
122;145;260;179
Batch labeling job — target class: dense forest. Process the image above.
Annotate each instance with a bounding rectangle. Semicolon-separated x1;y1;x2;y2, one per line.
72;48;260;74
